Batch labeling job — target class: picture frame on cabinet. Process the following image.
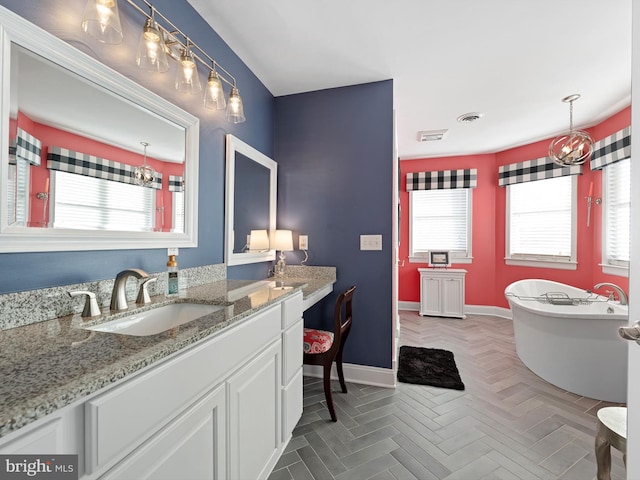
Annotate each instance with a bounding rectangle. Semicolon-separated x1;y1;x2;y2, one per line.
428;251;450;267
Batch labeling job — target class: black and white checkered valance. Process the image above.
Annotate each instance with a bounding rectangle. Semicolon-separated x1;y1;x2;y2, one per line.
590;126;630;171
16;128;41;166
47;146;162;189
406;168;477;191
169;175;184;192
498;157;581;187
8;142;16;165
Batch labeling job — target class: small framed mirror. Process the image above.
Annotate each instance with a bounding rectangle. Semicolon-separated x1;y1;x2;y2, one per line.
225;134;277;266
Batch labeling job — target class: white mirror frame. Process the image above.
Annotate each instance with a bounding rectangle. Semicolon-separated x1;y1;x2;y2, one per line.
225;134;277;266
0;6;199;252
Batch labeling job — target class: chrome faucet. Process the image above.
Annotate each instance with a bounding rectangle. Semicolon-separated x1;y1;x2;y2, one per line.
110;268;149;311
594;282;628;305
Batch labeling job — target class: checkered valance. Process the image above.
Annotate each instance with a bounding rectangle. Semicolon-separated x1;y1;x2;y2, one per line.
16;128;41;166
47;146;162;189
8;142;16;165
498;157;581;187
406;169;477;191
590;126;630;171
169;175;184;192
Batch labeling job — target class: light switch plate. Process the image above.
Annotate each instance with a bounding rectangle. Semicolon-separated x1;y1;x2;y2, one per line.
299;235;308;250
360;234;382;251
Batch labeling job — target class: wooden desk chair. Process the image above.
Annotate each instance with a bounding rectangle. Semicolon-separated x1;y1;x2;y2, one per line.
303;285;356;422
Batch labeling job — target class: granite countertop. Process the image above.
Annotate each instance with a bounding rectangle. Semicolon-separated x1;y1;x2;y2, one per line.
0;276;333;439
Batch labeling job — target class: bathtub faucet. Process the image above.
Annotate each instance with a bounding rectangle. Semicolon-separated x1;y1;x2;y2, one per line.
594;282;628;305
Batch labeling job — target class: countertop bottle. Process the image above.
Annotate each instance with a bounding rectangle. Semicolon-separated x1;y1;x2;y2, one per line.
167;254;179;296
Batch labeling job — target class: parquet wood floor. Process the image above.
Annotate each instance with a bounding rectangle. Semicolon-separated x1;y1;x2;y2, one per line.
268;311;625;480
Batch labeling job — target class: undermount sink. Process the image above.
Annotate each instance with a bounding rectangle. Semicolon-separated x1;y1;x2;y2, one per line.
84;303;224;336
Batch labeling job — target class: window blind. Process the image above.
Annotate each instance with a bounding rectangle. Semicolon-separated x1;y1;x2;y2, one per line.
604;158;630;264
508;176;572;258
410;189;469;254
7;159;29;226
172;191;185;233
53;171;155;231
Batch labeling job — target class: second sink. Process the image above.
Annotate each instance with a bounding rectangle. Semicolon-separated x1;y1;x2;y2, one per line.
84;303;224;336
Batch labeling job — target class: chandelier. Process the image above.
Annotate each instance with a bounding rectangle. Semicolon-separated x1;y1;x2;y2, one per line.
548;94;593;166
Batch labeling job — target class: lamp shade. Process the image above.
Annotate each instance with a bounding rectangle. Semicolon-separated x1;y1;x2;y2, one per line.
81;0;123;44
272;230;293;251
248;229;269;251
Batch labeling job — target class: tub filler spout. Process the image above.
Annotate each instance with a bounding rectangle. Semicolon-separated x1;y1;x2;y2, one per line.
594;282;628;305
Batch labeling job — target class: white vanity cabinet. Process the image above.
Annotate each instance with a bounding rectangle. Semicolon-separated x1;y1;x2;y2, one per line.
418;268;467;319
0;290;305;480
280;292;304;444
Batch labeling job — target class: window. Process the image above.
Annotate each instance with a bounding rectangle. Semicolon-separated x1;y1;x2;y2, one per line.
7;159;29;226
52;171;155;231
409;188;472;262
603;158;630;274
506;175;576;269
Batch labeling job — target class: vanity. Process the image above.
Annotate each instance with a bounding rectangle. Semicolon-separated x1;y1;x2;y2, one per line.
0;6;337;478
0;275;335;479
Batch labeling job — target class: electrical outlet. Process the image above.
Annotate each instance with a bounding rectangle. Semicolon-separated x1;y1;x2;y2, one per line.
167;247;179;256
299;235;308;250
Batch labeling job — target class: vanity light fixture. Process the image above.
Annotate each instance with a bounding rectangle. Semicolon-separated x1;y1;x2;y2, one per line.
81;0;123;45
81;0;246;122
204;63;226;110
136;7;169;73
272;229;294;277
548;94;594;166
133;141;156;187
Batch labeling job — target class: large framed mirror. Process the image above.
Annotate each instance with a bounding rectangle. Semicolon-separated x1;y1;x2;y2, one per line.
0;7;199;252
225;134;277;266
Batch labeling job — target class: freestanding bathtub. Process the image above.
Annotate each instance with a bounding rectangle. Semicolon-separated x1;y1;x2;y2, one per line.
505;279;628;403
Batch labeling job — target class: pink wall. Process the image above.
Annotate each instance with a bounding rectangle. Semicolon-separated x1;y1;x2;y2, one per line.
399;106;631;308
15;112;183;231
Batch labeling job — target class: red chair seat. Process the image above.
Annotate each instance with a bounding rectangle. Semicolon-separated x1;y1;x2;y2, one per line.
303;328;334;354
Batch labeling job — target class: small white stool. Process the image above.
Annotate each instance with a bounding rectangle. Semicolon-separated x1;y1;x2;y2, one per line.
595;406;627;480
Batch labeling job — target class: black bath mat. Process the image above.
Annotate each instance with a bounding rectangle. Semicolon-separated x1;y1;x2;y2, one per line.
397;346;465;390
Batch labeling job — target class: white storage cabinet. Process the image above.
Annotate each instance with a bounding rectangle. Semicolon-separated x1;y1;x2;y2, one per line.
418;268;467;319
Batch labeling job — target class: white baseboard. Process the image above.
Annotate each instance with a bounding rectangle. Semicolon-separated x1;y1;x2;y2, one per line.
303;363;396;388
465;304;512;319
398;301;419;311
398;302;512;320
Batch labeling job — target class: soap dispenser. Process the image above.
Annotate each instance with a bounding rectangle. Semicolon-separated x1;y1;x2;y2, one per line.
167;254;179;295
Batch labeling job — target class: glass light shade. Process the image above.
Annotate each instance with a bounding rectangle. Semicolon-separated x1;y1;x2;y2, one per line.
272;229;294;251
226;87;246;123
81;0;123;44
549;130;593;166
136;17;169;73
204;69;226;110
248;229;269;251
175;47;202;94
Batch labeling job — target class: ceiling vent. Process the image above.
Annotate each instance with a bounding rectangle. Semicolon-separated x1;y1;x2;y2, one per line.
457;112;484;123
417;129;448;142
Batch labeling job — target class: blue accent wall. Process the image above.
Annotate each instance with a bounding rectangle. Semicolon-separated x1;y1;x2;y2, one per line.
0;0;274;293
275;81;394;369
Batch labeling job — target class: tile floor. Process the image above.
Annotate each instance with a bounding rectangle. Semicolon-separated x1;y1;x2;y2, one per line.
268;311;626;480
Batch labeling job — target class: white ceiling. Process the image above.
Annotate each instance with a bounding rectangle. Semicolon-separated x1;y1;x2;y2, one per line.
186;0;632;160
